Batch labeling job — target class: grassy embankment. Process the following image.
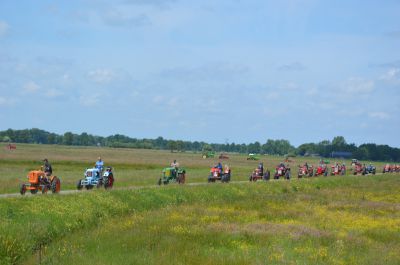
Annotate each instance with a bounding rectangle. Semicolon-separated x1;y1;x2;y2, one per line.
0;174;399;264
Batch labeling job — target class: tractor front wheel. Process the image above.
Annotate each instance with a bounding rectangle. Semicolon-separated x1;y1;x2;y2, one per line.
20;184;26;195
77;180;83;190
30;189;38;194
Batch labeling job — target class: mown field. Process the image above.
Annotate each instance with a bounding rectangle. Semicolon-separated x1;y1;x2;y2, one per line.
0;144;399;265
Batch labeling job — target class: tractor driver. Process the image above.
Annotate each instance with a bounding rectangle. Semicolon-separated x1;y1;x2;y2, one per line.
95;157;104;172
43;158;53;177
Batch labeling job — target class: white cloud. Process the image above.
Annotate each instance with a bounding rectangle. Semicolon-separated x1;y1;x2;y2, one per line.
380;68;400;82
0;96;15;106
341;77;374;94
45;89;64;98
87;69;114;83
0;21;9;37
79;94;101;106
23;81;40;93
369;111;390;120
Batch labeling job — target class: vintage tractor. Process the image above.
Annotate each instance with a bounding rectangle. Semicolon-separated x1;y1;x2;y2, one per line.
208;167;231;183
297;165;314;178
249;168;270;181
352;163;365;175
314;164;329;177
382;164;392;173
158;167;186;185
274;165;290;180
330;164;346;176
246;153;260;160
202;151;215;159
363;164;376;175
77;166;114;190
218;153;229;159
20;170;61;195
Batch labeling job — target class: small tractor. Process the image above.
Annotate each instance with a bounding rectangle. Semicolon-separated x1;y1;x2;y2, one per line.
247;153;260;160
297;165;314;178
382;164;392;173
202;151;215;159
249;168;270;181
218;153;229;159
352;163;365;175
363;164;376;175
77;166;114;190
274;164;290;180
330;164;346;176
20;170;61;195
208;167;231;183
314;164;329;177
158;167;186;185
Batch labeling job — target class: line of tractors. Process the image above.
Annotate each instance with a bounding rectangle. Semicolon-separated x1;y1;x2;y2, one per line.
19;158;400;195
20;164;115;195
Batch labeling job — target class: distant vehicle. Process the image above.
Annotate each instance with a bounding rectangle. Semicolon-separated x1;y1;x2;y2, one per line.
363;164;376;175
274;164;290;180
330;164;346;176
202;151;215;159
218;153;229;159
314;164;329;177
247;154;260;161
297;165;314;178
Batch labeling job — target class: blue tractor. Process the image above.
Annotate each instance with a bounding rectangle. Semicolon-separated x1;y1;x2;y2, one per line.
77;166;114;190
363;164;376;175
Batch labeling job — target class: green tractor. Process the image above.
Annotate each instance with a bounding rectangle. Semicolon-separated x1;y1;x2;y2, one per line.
202;151;215;159
158;167;186;185
246;153;260;160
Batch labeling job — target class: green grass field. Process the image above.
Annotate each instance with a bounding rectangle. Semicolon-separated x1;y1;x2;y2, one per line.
0;143;389;194
0;144;399;264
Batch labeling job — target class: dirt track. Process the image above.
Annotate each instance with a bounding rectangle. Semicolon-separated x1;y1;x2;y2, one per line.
0;173;386;199
0;180;250;199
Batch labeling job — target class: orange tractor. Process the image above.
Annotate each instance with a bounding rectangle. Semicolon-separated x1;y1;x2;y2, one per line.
20;170;61;195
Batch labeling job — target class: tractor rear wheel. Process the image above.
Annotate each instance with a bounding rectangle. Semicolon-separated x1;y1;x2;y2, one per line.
51;177;61;193
20;184;26;195
104;174;114;189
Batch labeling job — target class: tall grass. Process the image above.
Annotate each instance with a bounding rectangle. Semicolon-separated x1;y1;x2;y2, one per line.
0;174;399;264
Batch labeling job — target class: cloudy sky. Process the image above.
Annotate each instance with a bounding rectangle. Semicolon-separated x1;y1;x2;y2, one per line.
0;0;399;147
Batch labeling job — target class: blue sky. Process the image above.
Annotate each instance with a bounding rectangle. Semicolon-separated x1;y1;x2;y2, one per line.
0;0;399;147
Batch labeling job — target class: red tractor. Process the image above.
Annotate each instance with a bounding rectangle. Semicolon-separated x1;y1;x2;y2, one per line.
314;164;328;177
274;164;290;180
382;164;392;173
297;164;314;178
353;163;364;175
208;167;231;183
249;168;271;181
330;164;346;176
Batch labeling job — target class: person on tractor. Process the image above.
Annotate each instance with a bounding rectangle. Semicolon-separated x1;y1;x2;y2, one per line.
258;162;264;176
170;159;179;168
95;157;104;172
170;160;179;178
224;164;230;175
43;158;52;176
216;162;223;173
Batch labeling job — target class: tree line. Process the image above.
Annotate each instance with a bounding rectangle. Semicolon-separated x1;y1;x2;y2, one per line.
1;128;399;162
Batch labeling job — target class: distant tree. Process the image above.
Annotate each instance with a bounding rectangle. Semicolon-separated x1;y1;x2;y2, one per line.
63;132;73;145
